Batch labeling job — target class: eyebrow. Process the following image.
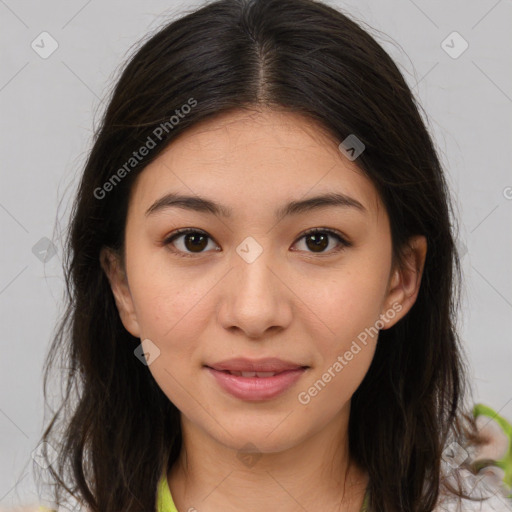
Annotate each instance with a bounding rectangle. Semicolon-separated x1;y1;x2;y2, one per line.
145;191;367;219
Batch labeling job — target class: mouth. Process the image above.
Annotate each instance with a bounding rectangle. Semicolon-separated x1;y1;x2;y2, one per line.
204;356;309;374
203;363;309;401
205;368;307;378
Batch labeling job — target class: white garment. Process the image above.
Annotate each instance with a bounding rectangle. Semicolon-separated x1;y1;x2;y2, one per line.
435;465;512;512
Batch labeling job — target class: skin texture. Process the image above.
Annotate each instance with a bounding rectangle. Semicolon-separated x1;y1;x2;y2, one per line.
101;109;427;512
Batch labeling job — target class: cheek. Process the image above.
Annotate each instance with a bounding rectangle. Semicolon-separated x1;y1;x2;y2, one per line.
133;283;214;360
308;263;389;350
296;256;389;411
127;264;216;408
297;273;382;418
126;242;216;344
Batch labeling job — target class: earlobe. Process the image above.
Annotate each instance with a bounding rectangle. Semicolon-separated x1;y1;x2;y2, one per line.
380;235;427;330
99;247;141;338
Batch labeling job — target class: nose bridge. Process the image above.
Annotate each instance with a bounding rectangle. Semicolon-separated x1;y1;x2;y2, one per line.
235;234;267;267
233;234;278;299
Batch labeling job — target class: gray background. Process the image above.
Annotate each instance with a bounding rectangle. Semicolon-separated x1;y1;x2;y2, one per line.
1;0;511;507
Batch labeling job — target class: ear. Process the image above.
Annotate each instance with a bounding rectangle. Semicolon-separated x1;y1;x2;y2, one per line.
99;247;141;338
379;235;427;330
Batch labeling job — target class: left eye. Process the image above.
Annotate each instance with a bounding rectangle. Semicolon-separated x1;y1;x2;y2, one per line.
162;228;350;257
292;228;350;254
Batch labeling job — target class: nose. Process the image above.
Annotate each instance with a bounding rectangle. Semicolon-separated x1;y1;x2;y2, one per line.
216;241;293;339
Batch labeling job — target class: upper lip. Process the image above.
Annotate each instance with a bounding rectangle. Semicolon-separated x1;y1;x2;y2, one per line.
206;357;308;373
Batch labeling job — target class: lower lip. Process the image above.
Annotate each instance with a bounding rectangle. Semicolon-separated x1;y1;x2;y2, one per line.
205;367;307;401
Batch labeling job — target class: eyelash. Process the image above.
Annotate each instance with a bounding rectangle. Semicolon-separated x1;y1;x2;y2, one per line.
162;227;351;258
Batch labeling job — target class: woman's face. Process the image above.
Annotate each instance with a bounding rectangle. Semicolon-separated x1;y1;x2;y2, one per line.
102;108;425;454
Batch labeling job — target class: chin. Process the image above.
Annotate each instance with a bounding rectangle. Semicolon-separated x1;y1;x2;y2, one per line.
211;421;306;456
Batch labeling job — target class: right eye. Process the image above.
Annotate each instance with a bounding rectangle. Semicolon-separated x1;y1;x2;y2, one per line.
163;228;221;258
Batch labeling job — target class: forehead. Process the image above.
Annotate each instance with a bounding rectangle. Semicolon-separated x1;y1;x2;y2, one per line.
129;108;383;221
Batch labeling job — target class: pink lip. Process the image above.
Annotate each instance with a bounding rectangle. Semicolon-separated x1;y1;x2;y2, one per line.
205;367;307;401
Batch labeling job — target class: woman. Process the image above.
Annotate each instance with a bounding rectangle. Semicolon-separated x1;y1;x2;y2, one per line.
28;0;512;511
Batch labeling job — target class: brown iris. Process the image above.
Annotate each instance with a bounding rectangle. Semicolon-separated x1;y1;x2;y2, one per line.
183;232;209;252
305;232;329;252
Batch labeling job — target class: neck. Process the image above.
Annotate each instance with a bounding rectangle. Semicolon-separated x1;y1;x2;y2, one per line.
167;405;368;512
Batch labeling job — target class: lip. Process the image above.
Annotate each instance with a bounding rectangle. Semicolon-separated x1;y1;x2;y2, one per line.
204;357;309;401
206;357;307;373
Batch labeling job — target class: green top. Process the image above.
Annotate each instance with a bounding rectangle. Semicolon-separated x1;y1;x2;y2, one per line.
156;473;178;512
156;473;370;511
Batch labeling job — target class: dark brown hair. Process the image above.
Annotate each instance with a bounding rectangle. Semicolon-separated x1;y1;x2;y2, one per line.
36;0;487;510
